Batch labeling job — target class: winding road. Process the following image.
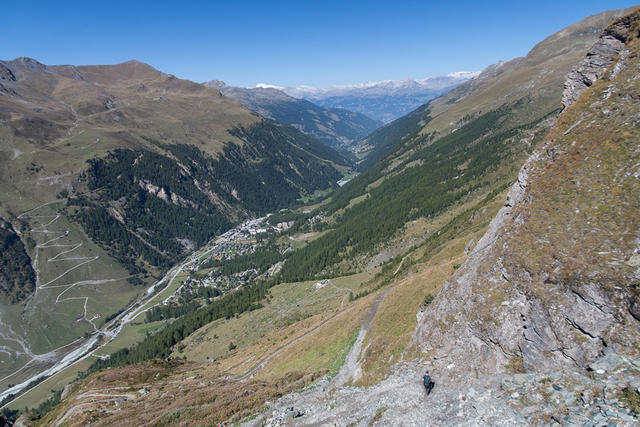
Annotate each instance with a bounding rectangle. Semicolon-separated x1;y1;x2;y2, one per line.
0;203;208;406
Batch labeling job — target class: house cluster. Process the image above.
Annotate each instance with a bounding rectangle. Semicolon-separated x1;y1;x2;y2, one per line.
308;213;326;227
221;217;269;240
209;240;255;262
189;217;271;272
181;267;259;296
275;221;294;232
315;279;328;289
213;269;257;288
172;215;293;306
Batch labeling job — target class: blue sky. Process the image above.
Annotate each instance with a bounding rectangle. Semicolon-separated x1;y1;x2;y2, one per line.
2;1;638;87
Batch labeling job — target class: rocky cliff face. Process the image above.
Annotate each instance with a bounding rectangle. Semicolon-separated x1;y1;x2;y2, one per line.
410;8;640;419
561;11;639;108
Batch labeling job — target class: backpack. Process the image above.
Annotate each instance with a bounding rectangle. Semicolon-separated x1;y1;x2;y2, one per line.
423;375;435;395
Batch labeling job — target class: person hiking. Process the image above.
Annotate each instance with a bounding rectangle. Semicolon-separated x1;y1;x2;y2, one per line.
423;372;435;395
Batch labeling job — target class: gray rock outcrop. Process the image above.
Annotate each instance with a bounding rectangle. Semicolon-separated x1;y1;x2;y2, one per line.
561;11;638;108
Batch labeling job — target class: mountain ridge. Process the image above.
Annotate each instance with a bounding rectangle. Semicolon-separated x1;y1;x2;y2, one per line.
256;72;480;97
255;73;479;123
203;81;381;153
4;6;640;426
0;56;348;394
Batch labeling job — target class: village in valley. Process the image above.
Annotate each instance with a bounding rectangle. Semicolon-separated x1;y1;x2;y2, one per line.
161;215;296;308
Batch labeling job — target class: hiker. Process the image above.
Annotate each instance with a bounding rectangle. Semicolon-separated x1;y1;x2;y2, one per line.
423;372;435;395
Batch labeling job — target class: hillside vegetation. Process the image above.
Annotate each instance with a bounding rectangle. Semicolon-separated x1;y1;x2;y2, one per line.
0;58;348;384
11;7;640;426
206;82;382;153
275;6;623;282
0;219;35;303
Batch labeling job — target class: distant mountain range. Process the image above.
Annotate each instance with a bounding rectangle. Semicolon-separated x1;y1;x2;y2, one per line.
204;81;381;153
256;72;479;123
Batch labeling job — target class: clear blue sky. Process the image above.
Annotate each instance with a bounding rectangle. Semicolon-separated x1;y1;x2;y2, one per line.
2;1;638;87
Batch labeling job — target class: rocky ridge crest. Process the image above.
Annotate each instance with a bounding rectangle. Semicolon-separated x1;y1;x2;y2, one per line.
561;14;637;108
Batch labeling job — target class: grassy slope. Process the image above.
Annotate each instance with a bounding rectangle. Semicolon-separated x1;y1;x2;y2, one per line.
177;272;372;365
29;8;637;424
0;59;348;382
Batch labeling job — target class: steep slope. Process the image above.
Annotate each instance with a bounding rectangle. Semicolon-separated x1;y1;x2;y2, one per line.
247;9;640;425
277;73;478;123
28;7;640;427
353;101;431;170
414;5;640;388
356;8;633;170
203;81;381;153
0;59;347;385
277;8;632;284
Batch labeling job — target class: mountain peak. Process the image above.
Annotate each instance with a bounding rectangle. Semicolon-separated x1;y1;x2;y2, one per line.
255;83;285;90
9;56;48;73
121;59;146;65
13;56;46;66
203;79;228;90
71;60;164;85
446;71;481;79
256;73;478;122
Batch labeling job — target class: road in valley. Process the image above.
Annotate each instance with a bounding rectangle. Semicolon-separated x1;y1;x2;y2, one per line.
0;216;268;407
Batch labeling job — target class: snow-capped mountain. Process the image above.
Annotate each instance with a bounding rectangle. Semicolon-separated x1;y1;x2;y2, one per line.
261;72;480;99
204;80;382;152
256;72;479;122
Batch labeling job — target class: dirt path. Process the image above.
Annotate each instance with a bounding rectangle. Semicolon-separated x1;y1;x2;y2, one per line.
235;305;356;381
234;277;395;385
54;395;133;427
241;282;408;427
53;384;138;426
331;285;393;388
54;402;96;426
